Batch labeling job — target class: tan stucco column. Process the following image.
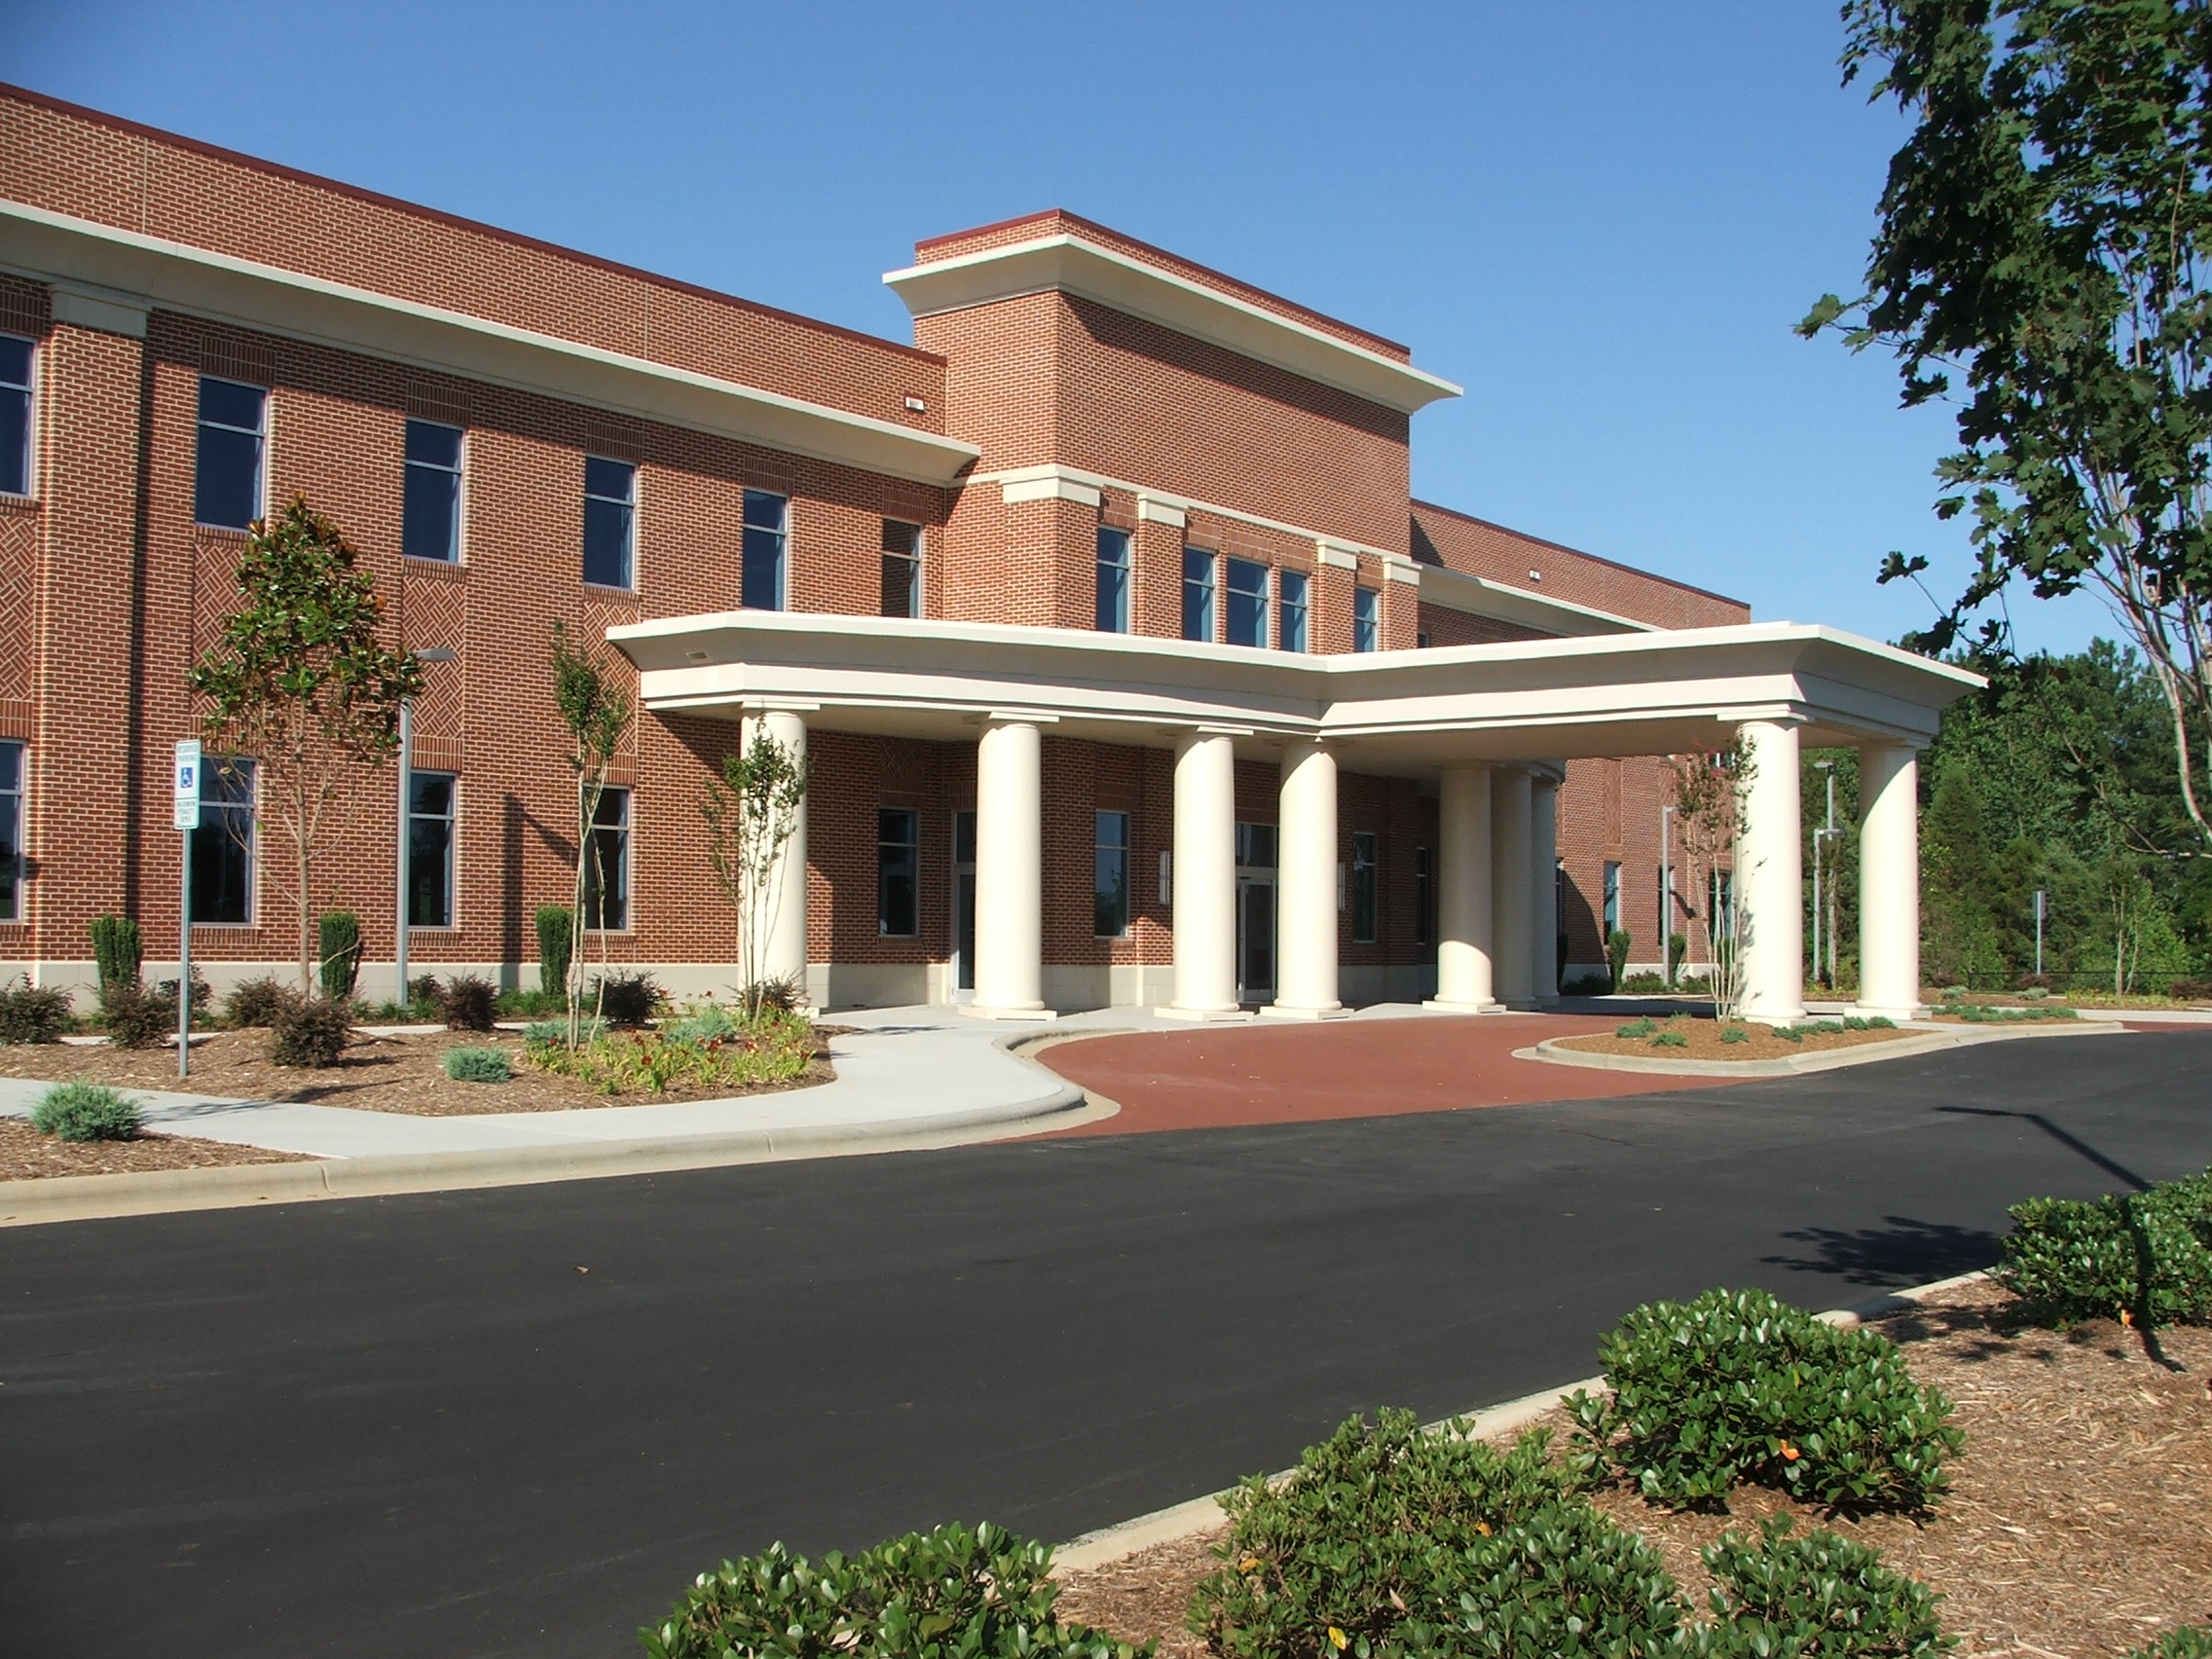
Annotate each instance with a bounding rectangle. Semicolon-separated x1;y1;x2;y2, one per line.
1855;742;1925;1020
1427;762;1501;1011
966;716;1054;1019
1530;773;1561;1005
1738;718;1806;1023
1265;740;1348;1018
1162;729;1244;1019
1491;767;1535;1007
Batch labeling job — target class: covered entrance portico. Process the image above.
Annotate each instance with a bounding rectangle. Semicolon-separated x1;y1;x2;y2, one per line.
612;612;1980;1024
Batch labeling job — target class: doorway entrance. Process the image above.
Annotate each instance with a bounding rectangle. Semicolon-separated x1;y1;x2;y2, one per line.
1235;821;1276;1004
951;810;977;999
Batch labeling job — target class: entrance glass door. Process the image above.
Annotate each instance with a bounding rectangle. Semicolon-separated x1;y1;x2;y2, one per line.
1235;822;1277;1004
952;810;977;998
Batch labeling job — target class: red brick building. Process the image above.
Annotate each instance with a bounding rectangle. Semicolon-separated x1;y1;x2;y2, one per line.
0;86;1972;1021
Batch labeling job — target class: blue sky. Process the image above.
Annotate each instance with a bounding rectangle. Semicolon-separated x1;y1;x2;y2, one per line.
2;0;2114;653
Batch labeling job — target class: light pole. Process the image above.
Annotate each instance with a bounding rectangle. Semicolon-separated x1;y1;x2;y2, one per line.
1659;802;1676;988
396;648;456;1014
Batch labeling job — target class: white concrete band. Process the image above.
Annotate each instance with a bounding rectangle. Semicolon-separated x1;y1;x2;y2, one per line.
1491;767;1535;1007
750;708;810;995
1266;741;1346;1018
1166;731;1240;1017
969;718;1049;1017
1857;743;1924;1019
1738;719;1806;1023
1430;762;1499;1011
1530;775;1561;1005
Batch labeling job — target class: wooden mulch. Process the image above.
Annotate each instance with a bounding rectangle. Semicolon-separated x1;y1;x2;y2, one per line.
1555;1015;1916;1063
0;1116;307;1181
1054;1278;2212;1658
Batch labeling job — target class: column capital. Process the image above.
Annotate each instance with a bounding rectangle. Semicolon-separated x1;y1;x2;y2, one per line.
980;710;1060;728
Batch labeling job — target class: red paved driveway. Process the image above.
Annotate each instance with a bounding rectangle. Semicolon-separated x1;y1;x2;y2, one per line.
1032;1012;1741;1136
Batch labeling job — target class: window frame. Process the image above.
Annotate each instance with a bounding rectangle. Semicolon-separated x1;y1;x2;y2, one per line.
407;770;459;930
876;806;920;938
581;784;631;932
1351;584;1381;653
1182;547;1217;643
1350;830;1380;943
1094;526;1131;634
401;419;465;564
191;757;257;927
1093;809;1131;939
743;488;790;611
193;375;268;533
0;334;34;500
880;518;923;619
0;739;24;922
581;455;638;590
1224;557;1271;649
1603;860;1621;936
1278;568;1309;652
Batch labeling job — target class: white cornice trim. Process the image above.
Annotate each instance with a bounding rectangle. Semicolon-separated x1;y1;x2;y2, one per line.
883;234;1461;416
0;200;982;488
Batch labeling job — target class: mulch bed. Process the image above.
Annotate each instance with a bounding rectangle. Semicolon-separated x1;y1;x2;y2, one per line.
0;1116;307;1181
1554;1015;1918;1062
0;1026;833;1117
1054;1277;2212;1659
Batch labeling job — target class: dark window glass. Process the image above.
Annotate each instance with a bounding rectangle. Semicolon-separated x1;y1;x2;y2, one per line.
582;787;629;930
1603;860;1621;934
1182;548;1215;642
1351;830;1379;943
1278;569;1309;652
1094;810;1130;938
743;489;787;610
1095;527;1130;633
1235;821;1277;869
190;758;255;924
1415;846;1433;945
881;519;921;618
195;376;266;531
402;420;462;562
0;336;31;498
1225;558;1270;648
0;739;21;921
582;457;635;588
877;807;919;937
408;771;457;929
1352;584;1381;653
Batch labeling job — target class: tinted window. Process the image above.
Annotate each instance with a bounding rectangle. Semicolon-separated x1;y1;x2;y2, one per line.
1095;527;1130;633
743;489;787;610
0;336;30;498
402;421;462;562
582;458;635;588
1351;830;1379;942
408;771;457;928
194;377;266;531
190;758;255;924
877;807;918;937
0;739;21;920
1225;558;1270;648
1278;570;1309;652
1182;548;1215;643
1094;810;1129;938
881;519;921;618
582;787;629;929
1352;584;1380;652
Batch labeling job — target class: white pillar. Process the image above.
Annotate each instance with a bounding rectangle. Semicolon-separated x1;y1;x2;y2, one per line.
968;717;1051;1018
1530;774;1561;1005
1428;762;1499;1011
751;708;809;1001
1857;743;1924;1019
1163;730;1242;1019
1265;740;1347;1018
1738;719;1806;1023
1491;767;1534;1007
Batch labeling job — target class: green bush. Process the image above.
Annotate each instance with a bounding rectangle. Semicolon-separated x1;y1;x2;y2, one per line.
1841;1014;1897;1031
1608;928;1632;991
594;970;665;1026
0;977;70;1043
224;975;301;1028
1567;1287;1963;1513
2129;1630;2212;1659
318;910;362;1003
495;986;565;1017
1720;1024;1752;1045
31;1081;141;1141
1616;1016;1658;1039
1704;1516;1952;1658
443;1046;511;1084
641;1522;1148;1659
101;979;178;1050
1669;932;1689;979
1619;971;1670;993
1653;1029;1689;1049
1997;1166;2212;1328
269;997;352;1068
89;913;142;998
535;904;573;999
529;1014;812;1095
524;1016;606;1046
1952;1002;2078;1023
438;973;498;1032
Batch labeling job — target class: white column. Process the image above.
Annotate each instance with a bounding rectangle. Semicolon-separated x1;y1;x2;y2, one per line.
751;708;810;1001
1738;718;1806;1023
1857;743;1924;1019
1265;740;1347;1018
1530;773;1561;1005
1491;767;1534;1007
968;717;1051;1019
1428;762;1499;1011
1163;730;1242;1019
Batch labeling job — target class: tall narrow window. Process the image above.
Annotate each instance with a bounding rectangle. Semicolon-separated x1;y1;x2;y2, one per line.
194;377;266;531
0;740;22;921
1350;830;1379;942
877;807;919;937
1603;861;1621;936
1182;548;1216;643
408;771;458;929
1415;845;1433;945
743;489;788;610
0;336;32;498
582;786;630;929
881;519;922;618
1095;526;1131;633
582;457;636;588
1225;557;1270;648
1352;584;1381;652
402;420;463;562
191;758;255;924
1094;810;1130;938
1278;569;1309;652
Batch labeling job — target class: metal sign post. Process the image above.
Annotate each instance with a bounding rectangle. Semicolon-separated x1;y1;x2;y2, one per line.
2034;889;2046;979
173;739;201;1083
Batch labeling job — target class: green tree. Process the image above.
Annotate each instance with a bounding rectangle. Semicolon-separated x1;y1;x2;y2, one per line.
189;498;424;992
548;621;632;1042
700;726;812;1020
1805;0;2212;844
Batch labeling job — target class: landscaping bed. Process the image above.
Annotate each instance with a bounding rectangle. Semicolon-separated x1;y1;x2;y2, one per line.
0;1116;307;1180
1554;1014;1921;1062
1052;1276;2212;1659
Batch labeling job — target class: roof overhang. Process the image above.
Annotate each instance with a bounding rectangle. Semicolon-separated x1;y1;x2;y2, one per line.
0;200;982;487
882;234;1462;416
1415;564;1654;638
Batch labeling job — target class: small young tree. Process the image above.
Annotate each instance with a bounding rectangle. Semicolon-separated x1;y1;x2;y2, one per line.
189;498;424;993
1670;738;1755;1020
549;621;632;1043
700;724;812;1020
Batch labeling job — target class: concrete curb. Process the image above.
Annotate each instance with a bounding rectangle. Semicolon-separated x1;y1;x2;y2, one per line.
1514;1017;2125;1078
1051;1269;1993;1575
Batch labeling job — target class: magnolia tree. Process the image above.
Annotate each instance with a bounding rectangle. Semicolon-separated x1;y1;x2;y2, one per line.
701;725;812;1019
549;621;632;1043
1670;739;1755;1020
190;498;424;994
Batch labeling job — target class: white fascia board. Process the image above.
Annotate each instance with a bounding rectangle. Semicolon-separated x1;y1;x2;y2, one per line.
884;235;1462;416
1415;564;1653;638
0;201;981;488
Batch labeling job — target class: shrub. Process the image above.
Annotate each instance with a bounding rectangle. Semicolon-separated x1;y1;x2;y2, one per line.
0;977;70;1044
1668;931;1689;979
535;903;573;999
1952;1002;2077;1023
641;1522;1147;1659
1997;1166;2212;1329
1619;971;1670;993
1608;927;1632;991
269;997;352;1067
31;1080;141;1141
1653;1029;1689;1049
524;1016;606;1046
2168;978;2212;1004
593;969;664;1026
1563;970;1611;995
89;913;142;998
443;1046;511;1084
224;974;301;1028
495;987;564;1018
1841;1014;1897;1031
101;979;179;1050
2129;1631;2212;1659
1567;1286;1963;1513
738;973;804;1017
528;1014;812;1095
1720;1023;1752;1045
438;972;498;1032
1705;1516;1952;1658
318;910;362;1003
1616;1016;1658;1039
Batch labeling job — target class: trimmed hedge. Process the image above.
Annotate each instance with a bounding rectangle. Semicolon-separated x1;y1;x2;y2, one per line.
1998;1165;2212;1329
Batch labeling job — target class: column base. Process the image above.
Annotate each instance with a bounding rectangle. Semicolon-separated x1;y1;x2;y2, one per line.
1741;1002;1807;1025
1847;1003;1929;1022
1157;1005;1255;1022
1260;1003;1352;1021
1422;998;1507;1014
959;1005;1061;1022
